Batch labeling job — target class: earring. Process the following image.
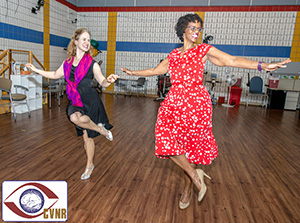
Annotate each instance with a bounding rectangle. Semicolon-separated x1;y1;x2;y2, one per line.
183;34;185;39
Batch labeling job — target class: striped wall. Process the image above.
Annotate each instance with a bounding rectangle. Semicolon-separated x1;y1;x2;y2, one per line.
1;1;299;102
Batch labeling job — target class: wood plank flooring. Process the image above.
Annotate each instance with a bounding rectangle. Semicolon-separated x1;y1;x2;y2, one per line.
0;94;299;223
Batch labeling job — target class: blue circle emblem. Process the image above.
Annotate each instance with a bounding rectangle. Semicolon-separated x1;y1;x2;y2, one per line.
19;189;44;213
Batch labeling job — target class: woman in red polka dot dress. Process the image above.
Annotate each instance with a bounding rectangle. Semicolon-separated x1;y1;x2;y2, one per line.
121;14;290;209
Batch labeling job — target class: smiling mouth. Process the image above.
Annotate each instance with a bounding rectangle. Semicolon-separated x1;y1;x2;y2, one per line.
192;34;198;39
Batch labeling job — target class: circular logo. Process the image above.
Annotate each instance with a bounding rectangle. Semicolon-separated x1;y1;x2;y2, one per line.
19;189;44;213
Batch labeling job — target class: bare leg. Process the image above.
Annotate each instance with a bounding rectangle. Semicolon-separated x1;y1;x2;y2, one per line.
170;155;201;192
180;163;196;203
82;130;95;176
70;112;109;137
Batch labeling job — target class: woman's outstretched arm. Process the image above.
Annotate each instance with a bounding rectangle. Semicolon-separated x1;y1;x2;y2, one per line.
25;62;64;79
206;46;291;72
121;58;169;77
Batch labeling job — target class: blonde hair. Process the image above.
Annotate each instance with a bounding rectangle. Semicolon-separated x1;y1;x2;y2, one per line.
66;28;93;58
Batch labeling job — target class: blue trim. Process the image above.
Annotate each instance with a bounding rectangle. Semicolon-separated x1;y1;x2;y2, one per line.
0;22;69;47
0;22;291;58
97;41;107;51
0;22;43;44
116;42;291;58
116;42;183;53
49;34;70;47
213;44;291;58
0;22;109;50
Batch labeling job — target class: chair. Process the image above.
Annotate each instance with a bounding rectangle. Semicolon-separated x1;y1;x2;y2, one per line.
245;76;268;107
131;77;146;97
206;73;222;104
115;79;127;96
0;77;30;121
154;74;171;101
43;77;64;108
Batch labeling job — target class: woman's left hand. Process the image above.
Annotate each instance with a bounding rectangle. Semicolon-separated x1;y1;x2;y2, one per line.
107;74;119;83
263;58;292;72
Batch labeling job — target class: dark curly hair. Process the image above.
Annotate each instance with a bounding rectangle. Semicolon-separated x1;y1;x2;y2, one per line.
175;14;203;42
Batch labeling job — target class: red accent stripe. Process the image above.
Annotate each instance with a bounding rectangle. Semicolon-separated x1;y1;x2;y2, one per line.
54;3;300;12
55;0;77;11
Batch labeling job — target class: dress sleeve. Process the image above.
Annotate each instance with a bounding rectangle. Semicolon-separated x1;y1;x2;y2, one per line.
198;43;213;57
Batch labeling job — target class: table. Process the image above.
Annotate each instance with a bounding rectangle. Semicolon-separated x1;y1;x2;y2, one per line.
267;88;300;110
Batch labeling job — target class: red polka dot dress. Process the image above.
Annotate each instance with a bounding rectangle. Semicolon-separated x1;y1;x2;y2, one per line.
155;43;218;165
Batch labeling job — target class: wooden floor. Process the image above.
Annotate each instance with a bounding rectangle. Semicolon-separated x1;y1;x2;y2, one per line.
0;94;299;223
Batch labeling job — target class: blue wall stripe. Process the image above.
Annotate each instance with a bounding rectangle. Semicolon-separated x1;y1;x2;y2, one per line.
0;22;43;44
213;44;291;58
49;34;70;47
0;22;67;46
116;42;291;58
0;22;290;58
0;22;108;50
97;41;107;51
116;42;183;53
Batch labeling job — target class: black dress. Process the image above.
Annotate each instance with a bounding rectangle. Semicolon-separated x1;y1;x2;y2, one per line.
66;60;113;138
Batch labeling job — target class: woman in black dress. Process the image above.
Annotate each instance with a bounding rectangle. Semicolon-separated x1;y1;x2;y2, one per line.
26;28;119;180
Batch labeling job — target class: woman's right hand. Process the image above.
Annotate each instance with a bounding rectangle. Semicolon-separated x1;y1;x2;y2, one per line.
120;67;134;76
263;58;292;72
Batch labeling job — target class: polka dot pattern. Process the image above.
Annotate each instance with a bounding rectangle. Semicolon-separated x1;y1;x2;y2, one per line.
155;43;218;165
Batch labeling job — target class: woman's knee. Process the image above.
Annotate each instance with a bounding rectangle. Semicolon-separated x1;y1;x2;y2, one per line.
70;112;81;124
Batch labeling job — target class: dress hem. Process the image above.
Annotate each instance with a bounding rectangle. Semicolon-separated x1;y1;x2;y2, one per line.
155;153;218;165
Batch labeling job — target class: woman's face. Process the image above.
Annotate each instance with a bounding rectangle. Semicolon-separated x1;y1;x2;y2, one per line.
75;31;91;52
184;21;203;43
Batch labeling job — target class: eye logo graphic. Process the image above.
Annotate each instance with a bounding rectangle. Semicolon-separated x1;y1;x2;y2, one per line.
2;181;68;222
